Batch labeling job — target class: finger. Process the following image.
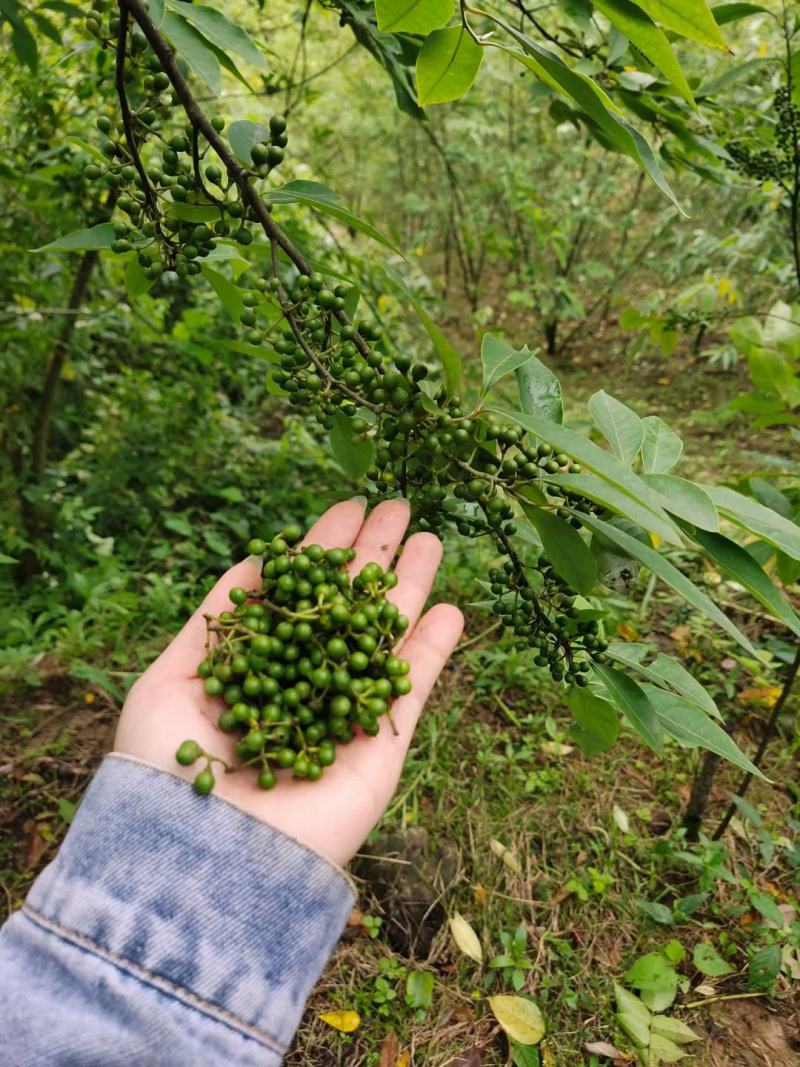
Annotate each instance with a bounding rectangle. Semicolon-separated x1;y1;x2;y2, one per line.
348;497;411;576
153;556;264;677
368;602;464;774
302;497;367;550
388;531;443;641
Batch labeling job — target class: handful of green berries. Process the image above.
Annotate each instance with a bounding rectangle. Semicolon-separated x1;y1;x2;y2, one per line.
176;525;412;794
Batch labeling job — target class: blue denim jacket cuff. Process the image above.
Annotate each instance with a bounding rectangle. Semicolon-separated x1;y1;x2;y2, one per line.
23;753;355;1055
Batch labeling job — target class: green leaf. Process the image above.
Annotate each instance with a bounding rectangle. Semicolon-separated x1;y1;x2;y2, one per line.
593;0;694;104
481;335;535;397
605;642;721;720
633;0;729;49
515;350;563;423
567;687;620;756
594;662;663;754
201;265;244;321
625;952;678;992
691;529;800;638
384;265;462;394
162;12;221;94
487;20;682;211
164;515;193;537
642;474;719;531
203;528;230;555
575;510;758;656
615;984;651;1046
523;508;597;594
648;1034;691;1061
146;0;165;27
544;472;681;546
487;407;680;540
57;797;77;824
641;415;683;474
166;200;220;222
416;26;483;105
487;995;545;1045
712;2;769;25
749;890;785;928
166;0;268;69
270;180;402;255
692;942;734;977
124;257;152;298
227;119;269;166
636;901;675;928
588;389;644;467
708;486;800;561
33;222;115;252
405;970;434;1011
330;412;375;478
0;553;18;564
375;0;454;34
11;19;38;71
642;686;767;780
748;945;781;990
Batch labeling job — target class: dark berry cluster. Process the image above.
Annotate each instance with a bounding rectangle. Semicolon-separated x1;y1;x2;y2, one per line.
176;525;411;793
725;85;798;185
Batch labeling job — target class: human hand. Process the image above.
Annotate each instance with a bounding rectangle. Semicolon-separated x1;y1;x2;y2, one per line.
115;498;463;867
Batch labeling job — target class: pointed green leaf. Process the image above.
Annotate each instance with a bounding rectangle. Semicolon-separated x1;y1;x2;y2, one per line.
416;26;484;105
615;984;651;1047
523;508;597;594
593;0;694;104
166;0;267;69
641;415;683;474
201;264;244;321
712;3;770;25
692;942;734;977
544;472;681;546
516;350;563;423
269;180;402;255
605;642;721;720
33;222;115;252
384;265;462;395
163;12;221;94
487;20;682;210
594;662;663;754
633;0;728;49
575;510;758;656
375;0;454;34
588;389;645;466
642;686;767;780
642;474;719;531
648;1033;691;1062
330;412;375;478
707;486;800;561
228;119;269;166
691;529;800;638
567;688;620;756
486;407;680;539
481;335;535;396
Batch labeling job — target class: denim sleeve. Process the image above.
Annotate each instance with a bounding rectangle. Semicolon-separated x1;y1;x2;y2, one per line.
0;754;355;1067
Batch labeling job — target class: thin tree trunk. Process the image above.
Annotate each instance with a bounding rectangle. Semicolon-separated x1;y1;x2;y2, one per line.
683;751;721;840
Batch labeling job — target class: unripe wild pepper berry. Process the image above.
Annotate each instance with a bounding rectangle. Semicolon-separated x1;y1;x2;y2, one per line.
177;522;411;794
100;22;606;738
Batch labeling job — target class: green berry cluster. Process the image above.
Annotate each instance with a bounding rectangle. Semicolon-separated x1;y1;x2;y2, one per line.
81;8;288;283
89;5;612;694
726;86;798;185
176;525;412;794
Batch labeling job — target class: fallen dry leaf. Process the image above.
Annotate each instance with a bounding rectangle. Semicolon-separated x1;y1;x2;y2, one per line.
22;825;46;870
319;1010;360;1033
378;1030;399;1067
737;686;782;707
346;907;365;927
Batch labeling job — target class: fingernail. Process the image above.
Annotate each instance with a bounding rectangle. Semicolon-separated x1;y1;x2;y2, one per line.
244;554;263;568
349;495;368;507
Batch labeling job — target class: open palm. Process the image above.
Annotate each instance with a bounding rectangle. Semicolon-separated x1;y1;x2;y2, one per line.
115;497;463;867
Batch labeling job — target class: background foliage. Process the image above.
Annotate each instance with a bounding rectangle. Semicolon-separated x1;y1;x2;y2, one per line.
1;0;799;1064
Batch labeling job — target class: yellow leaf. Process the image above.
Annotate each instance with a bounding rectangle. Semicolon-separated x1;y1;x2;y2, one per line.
542;1047;556;1067
474;883;488;907
650;532;661;549
490;838;522;874
319;1010;360;1033
83;692;95;704
738;686;782;708
449;912;483;964
616;622;637;641
488;995;546;1045
396;1053;411;1067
